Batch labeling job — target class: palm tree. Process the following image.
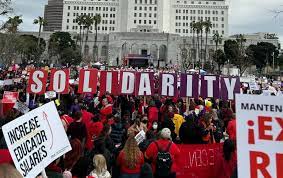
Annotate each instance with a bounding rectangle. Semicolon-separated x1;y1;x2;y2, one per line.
83;15;94;58
190;21;197;67
33;16;47;48
213;32;223;73
4;15;23;33
199;21;205;65
195;21;203;67
92;14;101;61
76;15;86;53
203;20;212;63
236;34;246;56
213;31;223;52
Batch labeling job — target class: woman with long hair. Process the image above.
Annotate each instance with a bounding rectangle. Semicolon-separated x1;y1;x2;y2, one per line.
89;154;111;178
213;139;237;178
117;136;144;178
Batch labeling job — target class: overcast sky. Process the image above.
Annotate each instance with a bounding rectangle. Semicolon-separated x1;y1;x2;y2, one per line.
2;0;283;45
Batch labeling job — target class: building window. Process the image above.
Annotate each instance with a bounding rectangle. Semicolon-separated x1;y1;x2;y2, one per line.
68;6;70;10
66;25;69;29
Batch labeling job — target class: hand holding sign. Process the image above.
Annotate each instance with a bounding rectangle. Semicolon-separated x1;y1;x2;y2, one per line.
2;101;71;178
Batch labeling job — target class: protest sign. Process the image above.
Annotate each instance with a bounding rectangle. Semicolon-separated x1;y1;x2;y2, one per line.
44;91;57;99
249;82;259;91
177;143;223;178
3;79;13;85
13;101;30;114
135;130;146;145
236;94;283;178
27;69;241;99
2;91;19;103
2;101;72;178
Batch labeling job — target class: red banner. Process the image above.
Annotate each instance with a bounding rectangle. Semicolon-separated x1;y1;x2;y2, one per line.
177;143;223;178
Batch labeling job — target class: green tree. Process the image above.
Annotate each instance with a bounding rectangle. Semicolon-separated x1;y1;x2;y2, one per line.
213;49;226;74
4;15;23;33
76;15;86;52
17;34;46;64
203;20;212;63
249;42;278;74
60;47;82;66
48;32;81;65
83;15;93;58
213;31;222;52
33;16;47;48
93;14;101;61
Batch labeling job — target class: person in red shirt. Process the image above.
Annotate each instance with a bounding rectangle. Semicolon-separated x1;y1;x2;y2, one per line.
213;139;237;178
100;98;113;124
148;101;159;125
81;105;94;129
85;114;104;151
145;128;180;178
227;114;236;141
117;136;144;178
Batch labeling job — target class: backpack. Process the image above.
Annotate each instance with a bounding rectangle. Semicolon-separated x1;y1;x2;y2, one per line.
154;141;173;177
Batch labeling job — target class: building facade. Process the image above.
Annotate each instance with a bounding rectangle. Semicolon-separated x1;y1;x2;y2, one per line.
43;0;64;32
55;0;228;36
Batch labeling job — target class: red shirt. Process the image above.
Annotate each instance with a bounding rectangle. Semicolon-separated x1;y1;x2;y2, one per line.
100;105;113;123
60;114;73;127
227;119;236;141
85;121;104;150
145;139;180;173
213;152;237;178
148;107;159;124
117;150;144;174
81;110;94;129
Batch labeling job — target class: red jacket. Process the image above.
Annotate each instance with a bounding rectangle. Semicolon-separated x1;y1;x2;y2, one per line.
148;106;159;124
100;104;113;123
81;110;94;129
227;119;236;141
145;139;180;174
85;121;104;150
213;152;237;178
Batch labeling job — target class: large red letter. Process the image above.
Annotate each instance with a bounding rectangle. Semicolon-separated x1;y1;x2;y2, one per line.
99;71;119;96
49;69;70;94
276;117;283;141
78;69;98;94
27;69;48;94
258;116;273;141
250;151;271;178
277;153;283;178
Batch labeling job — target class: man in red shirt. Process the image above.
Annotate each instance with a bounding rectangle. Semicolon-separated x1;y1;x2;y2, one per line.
145;128;180;178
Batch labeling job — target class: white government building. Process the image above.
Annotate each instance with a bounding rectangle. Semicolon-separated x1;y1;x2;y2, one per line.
39;0;279;67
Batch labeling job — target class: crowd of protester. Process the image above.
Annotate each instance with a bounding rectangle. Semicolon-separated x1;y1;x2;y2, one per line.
0;65;281;178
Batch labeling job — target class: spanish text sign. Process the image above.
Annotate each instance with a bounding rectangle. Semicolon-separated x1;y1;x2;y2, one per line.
2;101;72;178
236;94;283;178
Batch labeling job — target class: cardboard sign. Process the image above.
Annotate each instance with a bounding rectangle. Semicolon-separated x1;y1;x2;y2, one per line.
13;101;30;114
2;102;71;178
236;94;283;178
2;91;19;103
44;91;57;99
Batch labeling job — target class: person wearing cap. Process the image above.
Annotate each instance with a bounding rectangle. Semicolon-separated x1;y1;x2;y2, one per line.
145;128;180;178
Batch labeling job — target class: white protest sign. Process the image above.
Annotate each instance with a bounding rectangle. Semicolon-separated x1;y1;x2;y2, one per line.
3;79;13;85
249;82;259;91
44;91;57;99
135;130;146;145
2;101;72;178
13;101;30;114
236;94;283;178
